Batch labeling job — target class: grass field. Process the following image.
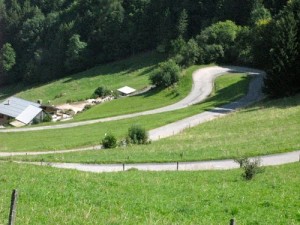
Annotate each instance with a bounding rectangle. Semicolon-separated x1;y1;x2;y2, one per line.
73;65;196;121
0;73;250;152
7;93;300;164
0;52;165;104
0;162;299;224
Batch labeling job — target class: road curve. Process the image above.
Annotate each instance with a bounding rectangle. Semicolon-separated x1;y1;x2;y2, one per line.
16;150;300;173
0;66;265;133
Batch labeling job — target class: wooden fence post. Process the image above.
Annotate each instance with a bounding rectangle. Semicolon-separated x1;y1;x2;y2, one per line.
8;189;18;225
230;218;235;225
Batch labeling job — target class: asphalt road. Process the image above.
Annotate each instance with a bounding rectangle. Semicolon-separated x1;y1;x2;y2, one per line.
17;150;300;173
2;65;299;172
0;66;265;133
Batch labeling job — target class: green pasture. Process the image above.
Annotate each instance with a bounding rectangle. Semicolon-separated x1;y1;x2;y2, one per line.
0;162;299;224
6;93;300;164
0;52;165;104
0;74;250;152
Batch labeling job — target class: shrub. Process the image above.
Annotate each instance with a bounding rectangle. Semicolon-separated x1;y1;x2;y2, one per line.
102;134;117;149
234;157;249;168
94;86;111;98
241;158;264;180
127;124;149;144
150;59;181;87
42;113;52;122
83;104;92;111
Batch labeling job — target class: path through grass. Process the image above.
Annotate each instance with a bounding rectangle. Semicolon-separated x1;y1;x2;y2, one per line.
7;93;300;163
0;162;299;224
0;73;250;152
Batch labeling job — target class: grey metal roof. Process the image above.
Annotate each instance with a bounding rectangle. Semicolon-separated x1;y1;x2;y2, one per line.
117;86;136;95
16;105;42;124
0;96;41;118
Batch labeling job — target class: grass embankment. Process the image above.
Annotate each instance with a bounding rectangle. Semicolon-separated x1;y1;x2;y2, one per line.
0;162;299;224
0;52;165;104
7;93;300;164
0;74;250;152
74;65;195;121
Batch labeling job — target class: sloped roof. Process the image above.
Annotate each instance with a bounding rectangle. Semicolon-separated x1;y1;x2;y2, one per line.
117;86;136;95
9;120;26;127
16;105;42;124
0;96;41;118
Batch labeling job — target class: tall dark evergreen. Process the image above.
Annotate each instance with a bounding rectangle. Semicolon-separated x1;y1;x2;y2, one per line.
264;0;300;97
0;0;298;98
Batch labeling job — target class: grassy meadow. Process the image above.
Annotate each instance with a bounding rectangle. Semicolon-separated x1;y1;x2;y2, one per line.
73;65;196;121
0;162;299;224
6;93;300;164
0;52;165;104
0;73;250;152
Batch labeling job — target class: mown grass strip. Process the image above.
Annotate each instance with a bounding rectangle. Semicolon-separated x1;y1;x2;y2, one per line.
0;162;299;224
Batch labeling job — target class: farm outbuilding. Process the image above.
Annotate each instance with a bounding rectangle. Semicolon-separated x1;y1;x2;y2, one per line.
0;97;46;127
117;86;136;96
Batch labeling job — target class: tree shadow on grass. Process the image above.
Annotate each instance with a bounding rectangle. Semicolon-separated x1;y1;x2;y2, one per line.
194;76;250;108
130;86;165;98
0;52;165;101
62;52;165;83
241;93;300;112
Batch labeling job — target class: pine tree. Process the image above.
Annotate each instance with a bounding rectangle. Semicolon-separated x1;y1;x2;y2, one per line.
264;1;300;97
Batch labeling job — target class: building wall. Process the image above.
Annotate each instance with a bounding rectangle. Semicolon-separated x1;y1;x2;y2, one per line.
29;111;46;125
0;114;10;125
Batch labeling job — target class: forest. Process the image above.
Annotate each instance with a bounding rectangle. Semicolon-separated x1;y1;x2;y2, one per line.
0;0;299;97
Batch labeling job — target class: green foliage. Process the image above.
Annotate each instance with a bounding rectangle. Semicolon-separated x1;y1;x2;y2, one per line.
197;20;241;63
0;0;297;98
65;34;87;73
233;26;254;65
127;124;149;145
170;38;201;67
264;0;300;97
93;86;111;98
42;113;52;123
241;158;264;180
203;44;224;63
177;9;188;38
250;2;272;25
150;59;181;87
102;133;117;149
0;43;16;72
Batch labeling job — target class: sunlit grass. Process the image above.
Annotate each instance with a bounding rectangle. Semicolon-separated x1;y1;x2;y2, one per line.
0;162;299;224
0;73;250;152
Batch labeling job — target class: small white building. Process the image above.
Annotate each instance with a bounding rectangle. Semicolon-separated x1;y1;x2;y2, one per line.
117;86;136;96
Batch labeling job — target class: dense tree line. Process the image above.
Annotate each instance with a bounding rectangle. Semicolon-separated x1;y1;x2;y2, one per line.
0;0;298;97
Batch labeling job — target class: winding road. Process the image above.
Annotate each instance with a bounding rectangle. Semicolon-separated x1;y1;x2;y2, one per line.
1;66;299;172
0;66;264;133
18;150;300;173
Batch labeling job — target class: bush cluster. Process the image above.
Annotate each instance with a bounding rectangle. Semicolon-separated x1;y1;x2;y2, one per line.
101;134;117;149
93;86;111;98
234;158;264;180
150;59;181;87
126;124;149;144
